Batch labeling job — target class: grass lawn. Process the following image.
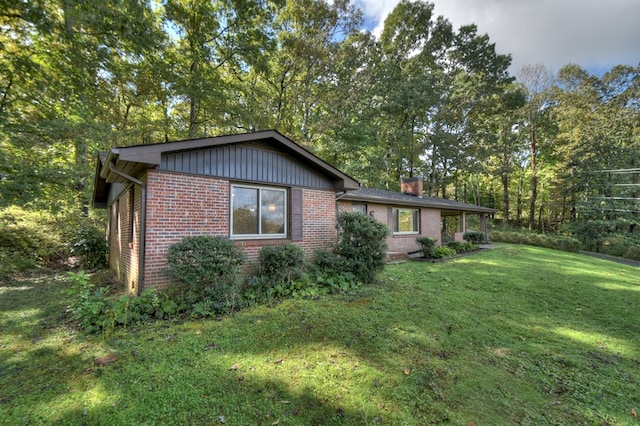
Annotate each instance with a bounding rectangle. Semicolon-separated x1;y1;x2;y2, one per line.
1;245;639;425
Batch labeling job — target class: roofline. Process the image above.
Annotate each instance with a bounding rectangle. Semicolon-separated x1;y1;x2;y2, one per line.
99;130;360;190
340;193;495;214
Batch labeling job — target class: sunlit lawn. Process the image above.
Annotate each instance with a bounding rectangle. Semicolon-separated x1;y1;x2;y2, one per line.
1;245;639;425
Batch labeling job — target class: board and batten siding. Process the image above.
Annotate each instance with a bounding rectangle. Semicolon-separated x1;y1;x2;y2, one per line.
159;145;334;189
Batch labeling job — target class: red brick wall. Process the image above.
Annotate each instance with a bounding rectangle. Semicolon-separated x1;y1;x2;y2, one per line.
107;185;142;294
142;170;337;289
337;201;442;254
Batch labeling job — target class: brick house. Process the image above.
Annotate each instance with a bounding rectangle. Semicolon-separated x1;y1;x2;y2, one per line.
93;130;492;294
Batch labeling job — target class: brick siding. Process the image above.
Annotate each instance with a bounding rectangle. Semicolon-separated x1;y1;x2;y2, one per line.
337;201;442;253
140;169;336;289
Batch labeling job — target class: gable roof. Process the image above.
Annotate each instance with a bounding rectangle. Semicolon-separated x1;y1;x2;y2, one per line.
340;187;495;215
93;130;360;208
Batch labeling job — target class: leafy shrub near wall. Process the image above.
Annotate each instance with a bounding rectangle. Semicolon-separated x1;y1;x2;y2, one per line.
490;230;581;253
66;271;179;334
166;236;246;315
334;212;389;284
462;230;485;244
416;237;438;258
244;244;306;303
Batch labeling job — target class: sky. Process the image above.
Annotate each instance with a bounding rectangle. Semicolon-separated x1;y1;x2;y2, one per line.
354;0;640;76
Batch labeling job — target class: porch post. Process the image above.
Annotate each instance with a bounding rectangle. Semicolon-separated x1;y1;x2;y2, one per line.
460;212;466;233
480;213;487;242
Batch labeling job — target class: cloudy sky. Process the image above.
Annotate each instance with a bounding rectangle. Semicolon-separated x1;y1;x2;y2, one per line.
355;0;640;76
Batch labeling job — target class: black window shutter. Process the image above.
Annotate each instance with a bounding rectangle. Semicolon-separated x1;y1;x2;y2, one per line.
292;188;303;241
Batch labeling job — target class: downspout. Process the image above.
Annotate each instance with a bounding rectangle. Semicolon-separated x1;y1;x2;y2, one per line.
108;162;147;296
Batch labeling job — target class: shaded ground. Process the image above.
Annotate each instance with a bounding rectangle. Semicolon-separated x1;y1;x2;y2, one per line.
580;250;640;268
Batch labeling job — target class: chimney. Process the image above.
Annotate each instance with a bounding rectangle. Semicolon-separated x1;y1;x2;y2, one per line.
401;177;423;197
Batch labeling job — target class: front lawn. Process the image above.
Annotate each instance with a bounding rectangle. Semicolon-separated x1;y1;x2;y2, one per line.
1;245;638;425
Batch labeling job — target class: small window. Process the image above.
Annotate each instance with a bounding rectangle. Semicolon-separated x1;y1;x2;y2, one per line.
231;184;286;238
392;208;419;234
128;188;135;243
351;203;367;214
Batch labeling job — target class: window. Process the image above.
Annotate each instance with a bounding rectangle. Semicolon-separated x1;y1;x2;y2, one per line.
351;203;367;214
392;208;419;234
231;185;286;238
128;188;135;243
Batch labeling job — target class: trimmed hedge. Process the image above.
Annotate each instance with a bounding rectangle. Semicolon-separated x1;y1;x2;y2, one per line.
490;230;581;253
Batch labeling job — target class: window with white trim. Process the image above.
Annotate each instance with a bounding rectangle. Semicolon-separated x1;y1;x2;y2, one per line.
231;184;286;238
392;208;419;234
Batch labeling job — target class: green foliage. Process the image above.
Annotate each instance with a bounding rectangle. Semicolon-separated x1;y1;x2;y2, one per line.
416;237;438;258
490;229;581;253
462;230;485;244
433;246;457;259
624;245;640;261
65;271;180;334
166;236;246;315
70;221;107;269
244;244;306;305
334;212;389;284
447;241;479;253
256;244;305;285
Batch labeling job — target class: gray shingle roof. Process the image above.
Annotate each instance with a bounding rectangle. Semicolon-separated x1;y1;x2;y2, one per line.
341;187;494;214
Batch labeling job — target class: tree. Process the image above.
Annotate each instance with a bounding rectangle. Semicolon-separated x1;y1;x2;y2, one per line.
517;63;555;230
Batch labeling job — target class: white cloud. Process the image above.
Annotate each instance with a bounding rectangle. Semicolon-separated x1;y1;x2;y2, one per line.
354;0;640;75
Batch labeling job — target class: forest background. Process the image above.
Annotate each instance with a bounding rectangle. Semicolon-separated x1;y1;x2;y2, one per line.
1;0;639;265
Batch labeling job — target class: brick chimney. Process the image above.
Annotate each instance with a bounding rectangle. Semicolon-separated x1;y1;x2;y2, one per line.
401;177;423;197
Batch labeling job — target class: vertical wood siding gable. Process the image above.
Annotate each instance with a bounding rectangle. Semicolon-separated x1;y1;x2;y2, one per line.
159;145;334;189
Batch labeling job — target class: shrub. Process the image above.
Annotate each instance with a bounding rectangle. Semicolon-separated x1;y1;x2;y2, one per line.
624;245;640;261
166;236;246;315
448;242;479;253
256;244;305;284
416;237;438;258
70;222;108;269
0;207;65;276
66;271;180;334
433;246;457;258
463;230;485;244
601;237;629;257
490;230;581;253
244;244;306;304
334;212;389;284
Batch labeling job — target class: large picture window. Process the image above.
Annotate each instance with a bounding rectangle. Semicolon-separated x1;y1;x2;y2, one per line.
231;185;286;238
392;208;419;234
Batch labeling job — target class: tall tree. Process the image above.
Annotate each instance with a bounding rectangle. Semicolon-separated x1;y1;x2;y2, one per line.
517;63;555;229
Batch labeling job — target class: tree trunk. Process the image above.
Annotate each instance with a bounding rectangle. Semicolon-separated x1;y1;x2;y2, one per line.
502;171;509;224
528;125;537;230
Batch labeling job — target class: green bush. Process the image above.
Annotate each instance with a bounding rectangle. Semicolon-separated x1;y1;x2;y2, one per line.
490;230;581;253
0;207;65;276
166;236;246;315
334;212;389;284
624;245;640;261
601;237;629;257
433;246;457;258
244;244;306;304
447;242;479;253
66;271;180;334
416;237;438;258
256;243;305;284
70;222;107;269
463;230;485;244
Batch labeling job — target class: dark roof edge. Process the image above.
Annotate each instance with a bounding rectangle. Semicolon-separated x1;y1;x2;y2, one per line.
341;190;495;213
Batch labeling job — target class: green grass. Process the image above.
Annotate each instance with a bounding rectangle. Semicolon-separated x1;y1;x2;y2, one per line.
1;245;639;425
